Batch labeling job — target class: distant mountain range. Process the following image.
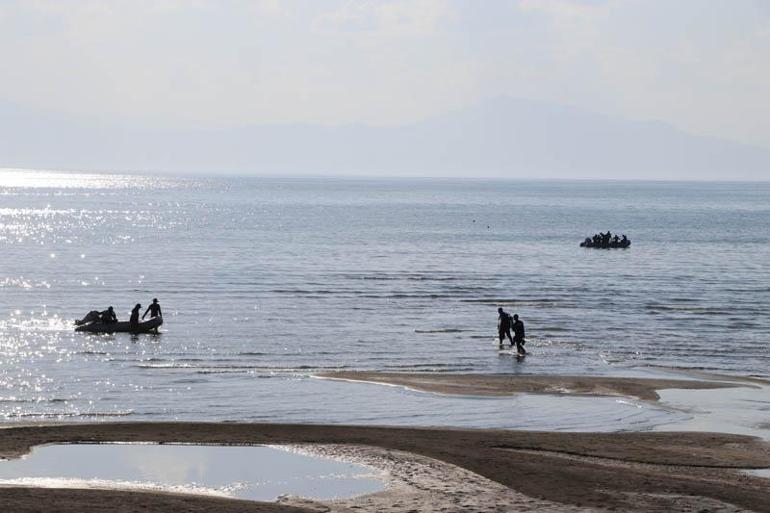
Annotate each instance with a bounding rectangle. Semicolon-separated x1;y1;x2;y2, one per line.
1;97;768;180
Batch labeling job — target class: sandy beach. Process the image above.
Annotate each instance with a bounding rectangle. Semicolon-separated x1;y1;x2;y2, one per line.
1;421;769;512
315;370;748;401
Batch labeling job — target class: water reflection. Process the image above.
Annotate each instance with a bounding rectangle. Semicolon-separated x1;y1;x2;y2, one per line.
0;443;384;501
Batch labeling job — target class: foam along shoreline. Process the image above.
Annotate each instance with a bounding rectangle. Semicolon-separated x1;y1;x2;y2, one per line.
314;371;749;401
1;423;770;512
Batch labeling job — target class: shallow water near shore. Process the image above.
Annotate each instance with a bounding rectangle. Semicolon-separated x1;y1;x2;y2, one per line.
1;171;769;429
0;443;384;501
655;382;770;441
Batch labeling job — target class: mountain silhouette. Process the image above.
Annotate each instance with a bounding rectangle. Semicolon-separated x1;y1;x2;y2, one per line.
1;97;768;179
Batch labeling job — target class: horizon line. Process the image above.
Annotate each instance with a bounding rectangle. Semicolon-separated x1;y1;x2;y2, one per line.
2;166;769;184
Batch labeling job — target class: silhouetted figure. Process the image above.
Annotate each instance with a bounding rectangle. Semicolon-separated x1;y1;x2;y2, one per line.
512;314;526;355
129;304;141;331
100;306;117;324
142;298;162;320
582;232;630;249
497;307;513;350
76;310;101;326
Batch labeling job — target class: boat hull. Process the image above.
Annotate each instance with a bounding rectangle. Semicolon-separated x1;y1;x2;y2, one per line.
75;316;163;333
580;241;631;249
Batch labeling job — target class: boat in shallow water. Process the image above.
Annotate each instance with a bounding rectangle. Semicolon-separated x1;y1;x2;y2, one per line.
75;316;163;333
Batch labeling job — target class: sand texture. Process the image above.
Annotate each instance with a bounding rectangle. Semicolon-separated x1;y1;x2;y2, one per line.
0;422;769;512
316;371;747;401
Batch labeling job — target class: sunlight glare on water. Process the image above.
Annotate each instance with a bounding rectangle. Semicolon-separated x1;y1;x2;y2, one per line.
0;170;769;429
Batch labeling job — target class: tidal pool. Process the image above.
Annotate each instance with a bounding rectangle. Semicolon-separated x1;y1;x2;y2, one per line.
0;443;385;501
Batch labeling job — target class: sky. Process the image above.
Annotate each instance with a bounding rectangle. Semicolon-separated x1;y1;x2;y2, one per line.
2;0;770;150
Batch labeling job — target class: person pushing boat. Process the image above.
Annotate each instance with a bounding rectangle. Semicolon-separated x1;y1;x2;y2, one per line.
142;298;162;320
129;304;141;332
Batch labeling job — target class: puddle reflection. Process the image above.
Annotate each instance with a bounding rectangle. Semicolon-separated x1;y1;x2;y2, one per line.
0;443;384;501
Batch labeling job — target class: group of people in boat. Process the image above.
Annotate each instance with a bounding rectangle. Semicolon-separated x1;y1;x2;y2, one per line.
76;298;162;328
580;231;630;249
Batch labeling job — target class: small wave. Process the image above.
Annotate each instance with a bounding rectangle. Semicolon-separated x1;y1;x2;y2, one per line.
335;273;465;282
171;378;210;384
414;328;469;334
135;362;191;369
268;289;336;295
0;397;70;404
460;298;567;307
380;364;478;372
5;410;134;419
645;304;731;315
727;322;761;329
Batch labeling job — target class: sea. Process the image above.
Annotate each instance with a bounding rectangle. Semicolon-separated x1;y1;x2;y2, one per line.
1;169;768;433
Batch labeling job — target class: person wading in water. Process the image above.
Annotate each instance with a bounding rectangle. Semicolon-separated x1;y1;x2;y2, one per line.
497;307;514;350
512;314;526;355
142;298;162;320
129;304;141;332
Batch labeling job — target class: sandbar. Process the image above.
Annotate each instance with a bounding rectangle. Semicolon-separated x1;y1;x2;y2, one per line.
315;370;747;401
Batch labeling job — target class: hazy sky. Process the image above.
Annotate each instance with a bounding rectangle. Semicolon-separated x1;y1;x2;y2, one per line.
2;0;770;148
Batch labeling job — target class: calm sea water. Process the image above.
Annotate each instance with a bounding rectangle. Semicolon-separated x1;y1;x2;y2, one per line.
1;170;768;427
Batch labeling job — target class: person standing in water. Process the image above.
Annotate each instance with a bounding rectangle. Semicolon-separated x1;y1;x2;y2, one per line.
497;307;513;350
512;314;526;355
129;303;142;332
142;298;162;320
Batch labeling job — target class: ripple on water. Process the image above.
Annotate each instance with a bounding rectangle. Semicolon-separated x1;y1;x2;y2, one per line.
1;175;769;426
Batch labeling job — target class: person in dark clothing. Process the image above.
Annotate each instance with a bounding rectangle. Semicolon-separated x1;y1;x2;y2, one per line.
142;298;162;320
129;304;141;331
76;310;101;326
100;306;117;324
512;314;526;355
497;307;513;349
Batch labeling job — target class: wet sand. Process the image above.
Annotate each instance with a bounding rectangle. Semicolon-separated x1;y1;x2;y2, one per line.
1;422;769;512
315;370;747;401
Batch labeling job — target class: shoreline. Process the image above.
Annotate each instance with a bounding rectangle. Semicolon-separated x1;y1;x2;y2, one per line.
314;370;749;401
0;422;769;512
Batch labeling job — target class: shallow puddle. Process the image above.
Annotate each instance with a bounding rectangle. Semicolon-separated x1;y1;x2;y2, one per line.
656;382;770;441
0;443;384;501
743;468;770;478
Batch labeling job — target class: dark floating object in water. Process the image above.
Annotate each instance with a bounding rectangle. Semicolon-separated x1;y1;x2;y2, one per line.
75;316;163;333
580;240;631;249
580;232;630;249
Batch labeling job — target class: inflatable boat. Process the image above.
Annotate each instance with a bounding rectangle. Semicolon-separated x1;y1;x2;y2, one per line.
75;316;163;333
580;240;631;249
